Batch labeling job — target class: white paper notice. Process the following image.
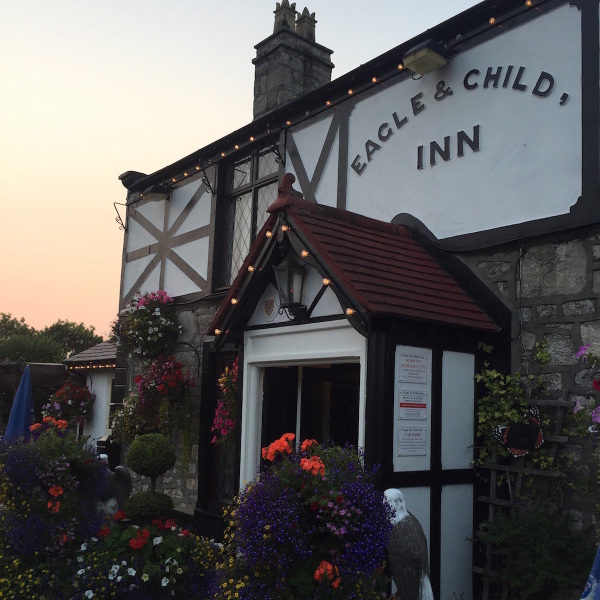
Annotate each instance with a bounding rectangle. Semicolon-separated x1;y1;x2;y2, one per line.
397;427;428;456
397;351;428;384
398;389;428;420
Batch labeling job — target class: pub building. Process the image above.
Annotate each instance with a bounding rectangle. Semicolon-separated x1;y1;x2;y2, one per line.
116;1;600;597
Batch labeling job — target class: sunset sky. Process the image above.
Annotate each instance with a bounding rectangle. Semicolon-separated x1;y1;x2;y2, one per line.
1;0;478;338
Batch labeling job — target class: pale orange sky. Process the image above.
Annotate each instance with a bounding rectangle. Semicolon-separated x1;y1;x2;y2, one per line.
1;0;478;338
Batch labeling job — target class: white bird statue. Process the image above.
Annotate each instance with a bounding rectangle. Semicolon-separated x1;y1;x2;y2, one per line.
384;488;434;600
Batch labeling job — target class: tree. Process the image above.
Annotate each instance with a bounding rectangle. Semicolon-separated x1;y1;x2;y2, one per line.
0;313;32;339
0;333;64;363
42;320;103;358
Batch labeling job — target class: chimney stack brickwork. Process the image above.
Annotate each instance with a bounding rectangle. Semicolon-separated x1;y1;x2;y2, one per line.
253;1;334;119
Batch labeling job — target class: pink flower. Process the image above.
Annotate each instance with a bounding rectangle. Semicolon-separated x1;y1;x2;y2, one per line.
592;406;600;424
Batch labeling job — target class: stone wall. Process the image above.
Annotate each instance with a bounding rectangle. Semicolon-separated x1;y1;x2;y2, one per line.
128;298;220;515
463;225;600;529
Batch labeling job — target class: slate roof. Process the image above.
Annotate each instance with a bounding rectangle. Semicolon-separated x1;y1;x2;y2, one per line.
208;174;503;339
64;342;117;367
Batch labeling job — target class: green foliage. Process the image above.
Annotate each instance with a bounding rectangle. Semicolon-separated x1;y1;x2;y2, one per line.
533;340;550;366
475;364;532;465
124;491;174;521
126;433;176;483
0;313;32;338
42;319;102;357
0;316;102;362
0;332;65;362
480;509;596;599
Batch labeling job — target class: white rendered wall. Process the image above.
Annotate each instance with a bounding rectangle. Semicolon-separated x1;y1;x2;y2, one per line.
84;370;114;444
442;351;475;470
440;484;473;600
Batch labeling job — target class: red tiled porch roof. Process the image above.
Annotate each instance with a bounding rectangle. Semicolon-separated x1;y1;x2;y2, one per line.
208;174;502;337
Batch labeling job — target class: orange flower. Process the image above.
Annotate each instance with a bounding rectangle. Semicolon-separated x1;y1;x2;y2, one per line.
300;455;326;476
49;486;63;497
55;420;69;430
47;500;60;513
29;423;42;431
300;439;318;452
314;560;339;586
262;433;295;461
43;416;56;424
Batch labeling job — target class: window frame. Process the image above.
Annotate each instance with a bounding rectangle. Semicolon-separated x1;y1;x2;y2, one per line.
213;144;280;290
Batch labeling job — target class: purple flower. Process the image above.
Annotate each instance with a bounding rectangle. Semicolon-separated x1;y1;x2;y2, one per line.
576;344;591;359
591;406;600;424
574;399;583;414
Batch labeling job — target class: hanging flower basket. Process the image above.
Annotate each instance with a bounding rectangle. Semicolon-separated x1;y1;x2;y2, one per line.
42;381;95;429
116;291;181;360
211;358;238;446
215;434;393;598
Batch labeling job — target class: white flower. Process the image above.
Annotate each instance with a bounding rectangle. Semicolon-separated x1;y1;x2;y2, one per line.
108;574;114;581
153;536;163;546
122;560;127;566
77;569;85;576
117;576;122;583
77;556;84;563
176;568;183;575
141;574;149;582
111;565;119;574
162;577;169;587
85;592;94;599
127;568;136;576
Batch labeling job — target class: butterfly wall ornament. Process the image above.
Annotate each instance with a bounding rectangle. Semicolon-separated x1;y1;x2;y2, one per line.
493;405;544;457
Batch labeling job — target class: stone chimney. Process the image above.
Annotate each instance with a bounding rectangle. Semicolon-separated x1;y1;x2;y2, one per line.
253;1;334;119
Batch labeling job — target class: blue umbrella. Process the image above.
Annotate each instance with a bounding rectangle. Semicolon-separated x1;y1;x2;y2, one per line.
4;365;34;443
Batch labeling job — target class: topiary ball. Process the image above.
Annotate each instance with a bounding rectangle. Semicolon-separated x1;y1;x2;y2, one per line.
126;433;176;479
124;491;173;521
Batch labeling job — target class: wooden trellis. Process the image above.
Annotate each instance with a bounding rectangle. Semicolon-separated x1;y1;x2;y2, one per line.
473;395;571;600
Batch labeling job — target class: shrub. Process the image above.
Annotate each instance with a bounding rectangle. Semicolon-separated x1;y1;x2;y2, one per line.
480;509;596;599
126;433;176;487
124;491;174;521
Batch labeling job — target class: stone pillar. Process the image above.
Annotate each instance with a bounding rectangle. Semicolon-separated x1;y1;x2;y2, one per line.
253;2;334;119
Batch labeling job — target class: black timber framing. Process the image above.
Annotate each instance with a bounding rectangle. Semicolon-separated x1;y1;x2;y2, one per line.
365;317;507;599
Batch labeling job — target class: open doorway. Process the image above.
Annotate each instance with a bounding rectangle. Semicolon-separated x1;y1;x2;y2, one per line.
261;363;360;448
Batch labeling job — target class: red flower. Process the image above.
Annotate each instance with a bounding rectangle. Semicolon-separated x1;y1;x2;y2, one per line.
335;494;344;504
164;519;177;529
140;528;150;539
152;519;165;530
180;529;190;537
593;379;600;391
113;510;127;521
49;486;63;498
129;536;147;550
98;526;111;538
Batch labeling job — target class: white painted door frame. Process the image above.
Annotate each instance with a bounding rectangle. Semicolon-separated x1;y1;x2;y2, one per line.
240;320;367;487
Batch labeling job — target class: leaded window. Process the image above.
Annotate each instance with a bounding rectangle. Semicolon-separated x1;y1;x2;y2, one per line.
216;147;279;288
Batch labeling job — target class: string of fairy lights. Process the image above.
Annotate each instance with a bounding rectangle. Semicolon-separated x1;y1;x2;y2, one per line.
135;0;541;198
